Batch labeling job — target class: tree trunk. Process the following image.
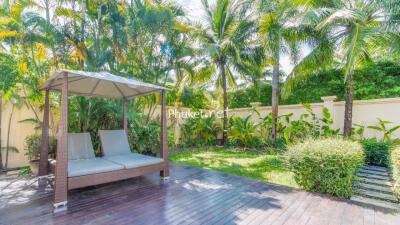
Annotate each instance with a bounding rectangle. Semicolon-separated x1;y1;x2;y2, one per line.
38;90;50;176
343;71;354;137
5;105;14;170
219;61;228;145
271;62;279;145
0;96;2;171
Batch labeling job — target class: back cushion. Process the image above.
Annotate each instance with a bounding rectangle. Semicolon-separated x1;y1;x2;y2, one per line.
99;130;131;156
68;133;96;160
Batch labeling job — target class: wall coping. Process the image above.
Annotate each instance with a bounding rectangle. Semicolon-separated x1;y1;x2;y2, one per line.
230;102;325;112
333;97;400;106
156;97;400;112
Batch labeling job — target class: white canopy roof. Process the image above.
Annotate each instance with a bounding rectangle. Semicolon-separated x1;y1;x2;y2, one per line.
40;69;169;99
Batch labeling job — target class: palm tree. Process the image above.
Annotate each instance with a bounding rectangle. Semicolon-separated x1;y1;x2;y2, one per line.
194;0;259;144
257;0;310;144
285;0;391;136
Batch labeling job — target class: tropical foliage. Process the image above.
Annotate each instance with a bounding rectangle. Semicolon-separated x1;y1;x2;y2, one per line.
180;114;221;147
285;0;398;136
0;0;399;171
229;59;400;108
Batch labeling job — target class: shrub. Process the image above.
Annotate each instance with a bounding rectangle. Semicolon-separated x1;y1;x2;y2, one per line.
180;115;221;147
391;146;400;199
360;138;391;167
287;138;364;198
18;166;32;176
228;116;262;148
24;134;57;161
128;119;160;155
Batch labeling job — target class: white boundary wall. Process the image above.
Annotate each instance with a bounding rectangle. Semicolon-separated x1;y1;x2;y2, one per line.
3;96;400;168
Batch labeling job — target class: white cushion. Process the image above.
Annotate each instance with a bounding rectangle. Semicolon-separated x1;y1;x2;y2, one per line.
68;133;95;160
68;158;124;177
104;153;164;169
99;130;131;156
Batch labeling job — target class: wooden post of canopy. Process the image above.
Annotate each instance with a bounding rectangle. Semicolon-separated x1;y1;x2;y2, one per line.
160;90;169;178
53;72;69;209
122;97;127;134
38;89;50;176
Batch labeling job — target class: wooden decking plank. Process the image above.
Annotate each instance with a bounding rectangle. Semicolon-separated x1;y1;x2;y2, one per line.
304;196;334;225
271;191;310;225
246;191;300;225
165;186;248;225
282;193;316;225
326;200;346;225
109;177;241;225
295;195;324;225
223;192;271;225
199;190;266;225
1;164;400;225
363;206;376;225
131;175;248;225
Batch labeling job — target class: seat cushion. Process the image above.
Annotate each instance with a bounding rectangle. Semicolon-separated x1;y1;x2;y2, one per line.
68;133;96;160
68;158;124;177
104;153;164;169
99;130;131;156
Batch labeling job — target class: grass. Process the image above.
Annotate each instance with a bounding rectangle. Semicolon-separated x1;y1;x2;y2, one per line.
169;147;298;188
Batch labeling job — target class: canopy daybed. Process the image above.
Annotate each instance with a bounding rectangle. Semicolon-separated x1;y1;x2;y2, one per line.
38;69;170;211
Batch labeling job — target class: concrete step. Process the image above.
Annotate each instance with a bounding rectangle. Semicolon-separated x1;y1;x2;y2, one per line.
363;165;387;172
357;172;390;181
358;177;392;187
359;169;388;176
354;189;398;202
356;182;394;194
351;195;400;211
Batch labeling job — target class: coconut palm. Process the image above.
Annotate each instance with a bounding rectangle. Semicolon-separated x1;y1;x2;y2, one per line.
286;0;392;136
257;0;311;144
193;0;259;144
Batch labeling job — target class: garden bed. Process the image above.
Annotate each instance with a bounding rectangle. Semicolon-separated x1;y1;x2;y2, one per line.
169;148;298;188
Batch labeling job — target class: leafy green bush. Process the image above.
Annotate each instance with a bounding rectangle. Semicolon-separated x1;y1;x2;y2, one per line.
128;116;161;155
24;134;57;161
18;166;32;176
391;146;400;199
360;138;391;167
180;114;221;147
228;115;264;148
287;138;364;198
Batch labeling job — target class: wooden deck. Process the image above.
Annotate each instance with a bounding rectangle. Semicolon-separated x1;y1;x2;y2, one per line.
1;163;399;225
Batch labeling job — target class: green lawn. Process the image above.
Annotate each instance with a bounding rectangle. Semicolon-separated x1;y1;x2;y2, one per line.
169;148;298;188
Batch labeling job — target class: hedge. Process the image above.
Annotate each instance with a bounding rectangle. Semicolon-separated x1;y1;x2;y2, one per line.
360;138;391;167
391;146;400;199
287;138;365;198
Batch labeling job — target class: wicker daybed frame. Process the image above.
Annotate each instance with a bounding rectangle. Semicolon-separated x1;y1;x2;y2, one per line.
38;70;170;211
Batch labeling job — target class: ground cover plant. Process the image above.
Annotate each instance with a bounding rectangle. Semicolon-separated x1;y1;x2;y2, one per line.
169;148;298;188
